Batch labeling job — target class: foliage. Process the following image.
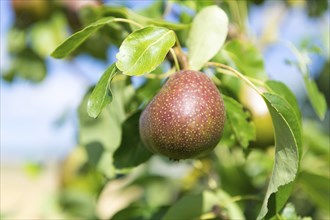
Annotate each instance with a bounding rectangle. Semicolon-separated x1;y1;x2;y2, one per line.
4;0;329;219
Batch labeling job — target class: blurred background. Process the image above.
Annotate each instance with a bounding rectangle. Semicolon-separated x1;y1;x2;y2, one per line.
1;0;329;219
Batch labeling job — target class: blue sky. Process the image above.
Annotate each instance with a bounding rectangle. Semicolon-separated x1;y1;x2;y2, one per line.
1;1;329;163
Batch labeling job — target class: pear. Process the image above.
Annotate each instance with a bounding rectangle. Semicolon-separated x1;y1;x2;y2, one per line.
139;70;226;160
239;85;274;148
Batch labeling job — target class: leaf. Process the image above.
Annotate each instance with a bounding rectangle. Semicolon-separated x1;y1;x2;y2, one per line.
187;5;228;70
87;63;118;118
59;189;97;219
7;27;26;53
126;9;189;31
298;171;330;213
280;203;312;220
163;190;244;220
284;41;327;120
257;93;302;219
136;77;162;103
10;48;47;82
78;78;128;178
216;189;245;220
51;17;114;58
113;111;152;169
78;102;121;177
303;120;330;154
266;80;301;125
102;7;189;31
162;191;219;220
303;75;327;120
219;40;268;80
116;26;176;76
111;205;145;220
31;12;68;57
132;176;178;208
222;95;256;148
85;142;104;166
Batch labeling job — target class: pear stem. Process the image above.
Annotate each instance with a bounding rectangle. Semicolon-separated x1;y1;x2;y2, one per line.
145;67;176;79
174;33;189;70
170;48;180;71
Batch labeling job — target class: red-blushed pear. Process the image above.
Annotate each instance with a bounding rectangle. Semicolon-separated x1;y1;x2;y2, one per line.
139;70;226;160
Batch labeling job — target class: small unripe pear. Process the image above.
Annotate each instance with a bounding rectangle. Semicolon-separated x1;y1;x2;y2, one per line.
139;70;226;160
239;85;274;148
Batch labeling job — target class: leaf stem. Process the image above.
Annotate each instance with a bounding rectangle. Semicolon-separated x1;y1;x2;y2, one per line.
199;212;216;220
207;62;262;95
276;214;285;220
170;48;180;71
230;195;262;203
214;67;266;87
113;18;144;29
145;67;176;79
211;75;222;86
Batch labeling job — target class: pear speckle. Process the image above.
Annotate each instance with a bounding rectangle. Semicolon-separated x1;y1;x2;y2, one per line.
139;70;226;160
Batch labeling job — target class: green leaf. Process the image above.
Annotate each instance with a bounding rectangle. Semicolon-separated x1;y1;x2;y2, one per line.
265;81;302;156
31;12;68;57
133;176;178;208
266;80;301;125
136;1;164;19
223;95;256;148
79;94;122;153
303;120;330;154
284;42;327;120
113;111;152;169
59;189;97;219
163;190;244;220
116;26;176;76
136;77;162;104
162;191;219;220
10;48;47;82
101;7;189;31
111;205;146;220
85;142;104;167
257;93;302;219
127;9;189;31
51;17;114;58
219;40;268;80
78;78;128;178
298;171;330;213
303;75;327;120
216;189;245;220
187;5;228;70
7;28;26;54
280;203;312;220
87;63;118;118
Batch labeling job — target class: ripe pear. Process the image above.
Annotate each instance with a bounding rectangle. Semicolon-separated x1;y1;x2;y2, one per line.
139;70;226;160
